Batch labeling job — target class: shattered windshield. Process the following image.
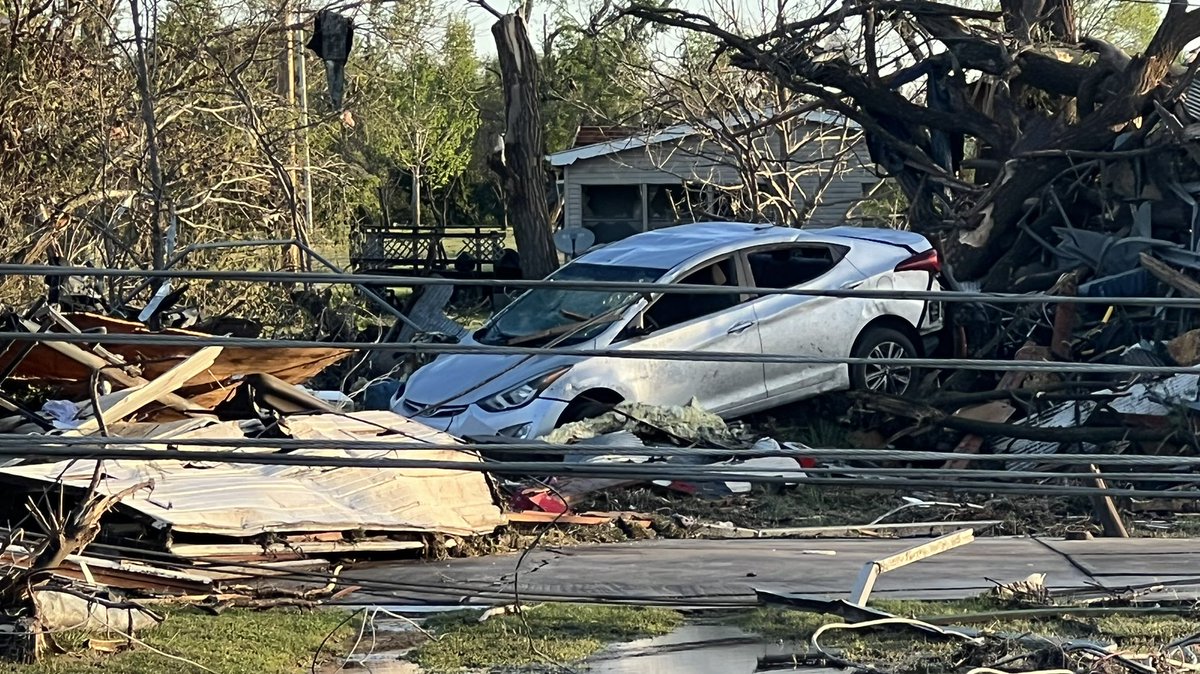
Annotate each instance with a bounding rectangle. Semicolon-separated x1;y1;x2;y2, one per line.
477;262;666;347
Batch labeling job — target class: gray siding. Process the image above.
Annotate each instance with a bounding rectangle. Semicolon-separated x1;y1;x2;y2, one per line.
568;136;742;186
564;167;582;230
560;121;878;230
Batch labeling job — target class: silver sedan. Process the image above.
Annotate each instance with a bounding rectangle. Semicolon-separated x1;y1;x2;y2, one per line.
393;222;946;440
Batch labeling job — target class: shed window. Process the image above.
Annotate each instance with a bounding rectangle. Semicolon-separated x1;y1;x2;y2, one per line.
582;185;641;244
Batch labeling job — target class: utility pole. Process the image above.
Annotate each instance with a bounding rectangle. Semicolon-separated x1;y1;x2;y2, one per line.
283;2;300;270
280;3;313;271
296;6;314;267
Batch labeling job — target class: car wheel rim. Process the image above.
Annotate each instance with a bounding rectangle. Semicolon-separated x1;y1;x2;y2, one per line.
864;340;913;395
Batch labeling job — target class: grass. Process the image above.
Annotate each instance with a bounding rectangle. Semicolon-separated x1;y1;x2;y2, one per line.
5;607;354;674
411;604;683;671
722;599;1200;674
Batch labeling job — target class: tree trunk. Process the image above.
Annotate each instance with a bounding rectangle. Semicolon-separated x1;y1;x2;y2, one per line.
490;14;559;280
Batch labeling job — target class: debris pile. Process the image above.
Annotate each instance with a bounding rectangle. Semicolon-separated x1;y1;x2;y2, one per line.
507;400;810;521
0;305;509;661
844;257;1200;522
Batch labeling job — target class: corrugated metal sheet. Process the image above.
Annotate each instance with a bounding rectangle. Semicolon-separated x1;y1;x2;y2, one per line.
1185;76;1200;122
548;109;859;167
0;412;506;541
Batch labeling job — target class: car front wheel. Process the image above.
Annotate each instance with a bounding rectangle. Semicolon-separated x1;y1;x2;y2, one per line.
850;327;920;396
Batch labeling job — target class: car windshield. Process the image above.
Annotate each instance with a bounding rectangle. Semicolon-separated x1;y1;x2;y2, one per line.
477;262;666;347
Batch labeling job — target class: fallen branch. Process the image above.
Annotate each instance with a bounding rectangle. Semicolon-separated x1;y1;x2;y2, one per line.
1140;253;1200;298
856;393;1182;444
0;478;155;605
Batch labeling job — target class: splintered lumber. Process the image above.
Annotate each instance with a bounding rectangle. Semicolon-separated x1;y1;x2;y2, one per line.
14;317;195;413
1085;464;1129;538
848;529;975;606
1;313;350;408
71;346;223;435
942;343;1044;470
1141;252;1200;298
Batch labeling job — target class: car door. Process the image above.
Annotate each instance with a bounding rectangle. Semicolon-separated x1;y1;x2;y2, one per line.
609;254;768;415
742;242;867;399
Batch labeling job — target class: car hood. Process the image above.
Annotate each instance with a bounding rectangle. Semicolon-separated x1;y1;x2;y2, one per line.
402;348;584;408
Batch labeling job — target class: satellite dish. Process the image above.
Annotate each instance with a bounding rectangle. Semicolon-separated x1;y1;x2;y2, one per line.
553;228;596;258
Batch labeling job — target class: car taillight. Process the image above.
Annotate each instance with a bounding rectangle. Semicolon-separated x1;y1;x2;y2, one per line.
895;249;941;273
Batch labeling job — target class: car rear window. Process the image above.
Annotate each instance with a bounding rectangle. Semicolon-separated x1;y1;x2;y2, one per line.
747;244;847;289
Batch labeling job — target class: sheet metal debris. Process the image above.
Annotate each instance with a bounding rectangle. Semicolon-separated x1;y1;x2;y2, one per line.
0;411;506;550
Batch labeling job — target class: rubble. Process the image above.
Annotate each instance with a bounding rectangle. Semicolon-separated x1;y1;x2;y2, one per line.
0;309;351;410
0;411;506;557
542;398;749;447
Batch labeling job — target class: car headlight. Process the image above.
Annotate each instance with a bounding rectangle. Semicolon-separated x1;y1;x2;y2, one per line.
478;367;571;413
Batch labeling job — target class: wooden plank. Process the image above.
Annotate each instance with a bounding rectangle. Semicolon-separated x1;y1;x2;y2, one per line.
169;539;427;559
696;520;1001;539
848;529;975;606
874;529;975;573
71;346;222;435
15;317;195;412
1140;252;1200;298
847;562;880;606
1086;464;1129;538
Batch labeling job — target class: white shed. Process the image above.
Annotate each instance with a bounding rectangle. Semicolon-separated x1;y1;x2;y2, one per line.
547;111;880;245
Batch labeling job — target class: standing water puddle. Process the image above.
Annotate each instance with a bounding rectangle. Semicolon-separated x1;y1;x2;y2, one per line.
336;620;845;673
583;625;845;674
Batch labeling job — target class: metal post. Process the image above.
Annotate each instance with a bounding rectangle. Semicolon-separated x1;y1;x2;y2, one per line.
296;7;314;269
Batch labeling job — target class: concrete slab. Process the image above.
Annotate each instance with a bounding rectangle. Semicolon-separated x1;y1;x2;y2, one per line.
342;536;1168;606
1039;537;1200;576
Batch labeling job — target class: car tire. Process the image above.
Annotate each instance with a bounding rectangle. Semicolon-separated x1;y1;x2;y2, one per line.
850;326;921;397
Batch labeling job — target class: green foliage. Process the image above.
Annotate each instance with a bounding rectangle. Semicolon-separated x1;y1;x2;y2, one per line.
348;4;482;226
542;5;664;151
1078;0;1162;51
10;608;353;674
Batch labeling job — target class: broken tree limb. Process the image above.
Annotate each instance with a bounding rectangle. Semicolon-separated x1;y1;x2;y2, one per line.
0;478;153;606
1140;252;1200;298
70;346;222;435
927;387;1120;409
857;393;1182;444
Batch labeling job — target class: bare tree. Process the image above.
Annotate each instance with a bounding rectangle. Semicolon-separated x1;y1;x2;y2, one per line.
623;0;1200;289
642;29;870;226
563;0;873;228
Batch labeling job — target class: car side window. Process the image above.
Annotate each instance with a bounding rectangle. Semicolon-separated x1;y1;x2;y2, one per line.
746;244;846;289
642;257;741;331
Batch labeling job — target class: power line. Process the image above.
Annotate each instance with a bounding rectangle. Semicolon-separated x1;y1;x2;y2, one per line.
7;434;1200;466
1;443;1199;497
2;328;1197;373
6;261;1200;307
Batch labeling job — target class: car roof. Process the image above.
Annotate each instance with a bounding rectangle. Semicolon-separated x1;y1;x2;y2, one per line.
573;222;933;272
577;222;803;270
